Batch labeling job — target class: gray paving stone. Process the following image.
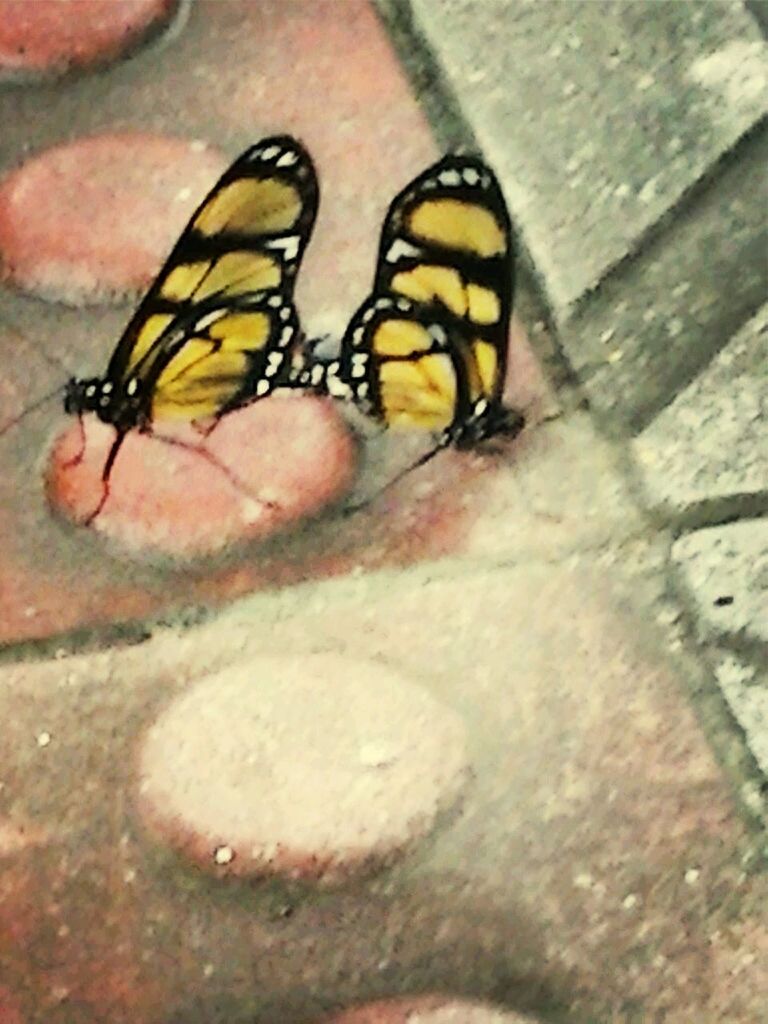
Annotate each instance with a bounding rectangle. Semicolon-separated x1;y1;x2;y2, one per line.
715;653;768;777
633;304;768;519
556;126;768;432
671;519;768;644
409;0;768;312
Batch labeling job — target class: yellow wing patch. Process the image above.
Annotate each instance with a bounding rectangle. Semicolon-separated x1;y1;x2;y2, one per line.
379;353;456;430
466;284;500;324
127;312;176;373
193;178;301;235
408;199;505;257
472;339;498;397
391;265;466;317
372;318;435;358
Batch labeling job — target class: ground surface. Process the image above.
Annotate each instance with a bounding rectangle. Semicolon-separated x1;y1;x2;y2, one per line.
0;2;766;1022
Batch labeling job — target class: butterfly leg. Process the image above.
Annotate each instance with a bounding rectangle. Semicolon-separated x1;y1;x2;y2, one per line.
60;413;88;470
342;431;452;516
82;431;125;525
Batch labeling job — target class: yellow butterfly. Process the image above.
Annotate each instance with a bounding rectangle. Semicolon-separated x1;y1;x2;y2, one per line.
297;152;524;492
64;135;318;497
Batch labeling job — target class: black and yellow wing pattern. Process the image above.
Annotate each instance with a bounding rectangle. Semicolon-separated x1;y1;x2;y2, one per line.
302;153;523;453
65;135;318;435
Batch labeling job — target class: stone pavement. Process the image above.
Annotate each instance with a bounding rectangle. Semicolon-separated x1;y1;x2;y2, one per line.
0;2;766;1022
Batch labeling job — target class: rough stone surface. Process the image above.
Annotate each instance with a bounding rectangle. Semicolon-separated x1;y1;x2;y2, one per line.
715;653;768;777
326;994;538;1023
557;127;768;432
46;393;356;560
410;0;768;312
0;133;227;305
633;303;768;517
671;520;768;644
136;654;469;883
0;0;179;82
0;561;764;1021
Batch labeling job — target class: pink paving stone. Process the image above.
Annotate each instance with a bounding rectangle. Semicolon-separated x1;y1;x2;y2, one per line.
324;996;540;1023
46;392;356;560
135;655;470;883
0;985;24;1024
0;133;227;305
0;0;177;81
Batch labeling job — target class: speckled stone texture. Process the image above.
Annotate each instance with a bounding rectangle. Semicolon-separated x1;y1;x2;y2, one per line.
0;563;765;1021
671;519;768;645
0;134;227;305
633;304;768;520
0;0;180;82
714;653;768;777
409;0;768;312
135;655;469;883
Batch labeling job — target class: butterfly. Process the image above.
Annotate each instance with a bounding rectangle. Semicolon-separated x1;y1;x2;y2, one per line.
295;152;524;501
62;134;318;518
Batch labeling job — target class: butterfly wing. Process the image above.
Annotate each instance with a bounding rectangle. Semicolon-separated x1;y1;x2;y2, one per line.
104;135;318;414
334;154;513;435
146;292;299;421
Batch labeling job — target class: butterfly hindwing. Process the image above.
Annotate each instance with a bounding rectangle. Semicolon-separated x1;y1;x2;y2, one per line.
147;292;299;421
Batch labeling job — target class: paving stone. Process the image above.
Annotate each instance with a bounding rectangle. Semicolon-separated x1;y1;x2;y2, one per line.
325;994;538;1023
671;519;768;644
633;304;768;519
409;0;768;313
135;654;469;883
0;133;226;305
715;654;768;777
0;0;179;82
1;560;764;1020
0;985;25;1024
559;126;768;432
45;393;355;560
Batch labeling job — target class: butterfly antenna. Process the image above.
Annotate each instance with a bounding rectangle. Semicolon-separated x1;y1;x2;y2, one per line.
0;384;64;439
342;433;452;516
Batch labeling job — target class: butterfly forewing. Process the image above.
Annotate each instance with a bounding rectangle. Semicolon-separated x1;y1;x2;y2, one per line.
105;136;318;395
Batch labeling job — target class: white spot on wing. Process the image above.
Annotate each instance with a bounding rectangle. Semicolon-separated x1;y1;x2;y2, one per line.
126;379;139;396
462;167;480;186
260;145;281;161
255;379;271;396
280;326;294;345
327;376;352;398
385;238;421;263
438;169;462;187
196;308;227;330
265;236;300;260
276;150;298;168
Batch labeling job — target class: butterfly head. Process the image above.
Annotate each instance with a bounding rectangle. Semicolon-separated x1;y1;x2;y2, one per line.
64;376;145;431
453;399;525;449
